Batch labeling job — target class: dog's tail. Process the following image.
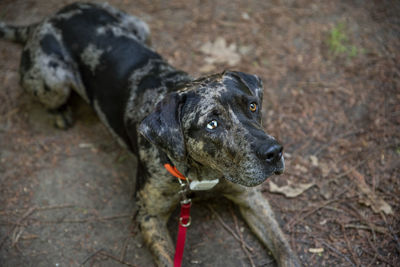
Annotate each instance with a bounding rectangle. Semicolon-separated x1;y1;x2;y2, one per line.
0;22;38;44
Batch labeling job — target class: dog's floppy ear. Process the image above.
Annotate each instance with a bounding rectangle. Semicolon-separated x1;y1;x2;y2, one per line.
230;71;264;101
139;92;186;161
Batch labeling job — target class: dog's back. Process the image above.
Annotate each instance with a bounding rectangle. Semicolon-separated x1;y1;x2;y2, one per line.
0;2;190;152
46;3;163;149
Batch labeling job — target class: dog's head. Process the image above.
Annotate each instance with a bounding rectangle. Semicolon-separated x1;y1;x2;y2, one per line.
139;71;284;186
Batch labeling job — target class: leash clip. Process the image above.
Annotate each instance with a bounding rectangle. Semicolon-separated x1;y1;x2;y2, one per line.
177;177;191;204
177;177;191;227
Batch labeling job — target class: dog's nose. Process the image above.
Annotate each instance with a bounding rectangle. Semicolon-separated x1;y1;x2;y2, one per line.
258;143;283;164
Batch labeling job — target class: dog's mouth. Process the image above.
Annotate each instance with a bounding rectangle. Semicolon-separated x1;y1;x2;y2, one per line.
267;167;285;180
273;159;285;175
225;157;285;187
272;156;285;176
225;168;284;187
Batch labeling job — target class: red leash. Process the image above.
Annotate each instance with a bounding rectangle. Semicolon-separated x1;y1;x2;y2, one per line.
164;163;191;267
174;201;191;267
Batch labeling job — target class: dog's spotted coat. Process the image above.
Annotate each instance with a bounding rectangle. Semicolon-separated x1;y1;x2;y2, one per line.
0;2;300;266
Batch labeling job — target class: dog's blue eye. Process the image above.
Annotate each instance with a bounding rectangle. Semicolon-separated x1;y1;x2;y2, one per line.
206;120;218;130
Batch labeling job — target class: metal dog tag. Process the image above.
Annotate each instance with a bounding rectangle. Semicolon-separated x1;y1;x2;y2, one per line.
189;179;219;191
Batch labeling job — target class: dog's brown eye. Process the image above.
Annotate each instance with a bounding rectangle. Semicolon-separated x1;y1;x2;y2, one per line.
249;102;257;112
207;120;218;130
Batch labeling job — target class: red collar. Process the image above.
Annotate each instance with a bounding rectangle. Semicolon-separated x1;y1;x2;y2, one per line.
164;163;187;180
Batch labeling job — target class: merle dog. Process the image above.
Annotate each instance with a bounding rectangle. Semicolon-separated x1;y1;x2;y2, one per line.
0;2;300;266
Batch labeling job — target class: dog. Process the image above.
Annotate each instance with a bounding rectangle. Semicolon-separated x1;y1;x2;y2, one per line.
0;2;300;266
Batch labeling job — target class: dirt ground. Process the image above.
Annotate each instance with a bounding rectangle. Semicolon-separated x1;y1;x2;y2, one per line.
0;0;399;266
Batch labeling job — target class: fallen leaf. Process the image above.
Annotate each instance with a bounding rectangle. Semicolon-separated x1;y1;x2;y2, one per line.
198;64;216;73
346;166;393;215
200;37;241;66
238;45;253;55
319;180;333;200
268;180;315;198
319;162;330;177
294;164;308;173
241;12;250;20
310;155;319;166
359;196;393;215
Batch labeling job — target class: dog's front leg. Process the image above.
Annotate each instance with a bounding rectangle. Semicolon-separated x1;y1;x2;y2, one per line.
138;213;173;267
137;182;180;267
225;187;301;267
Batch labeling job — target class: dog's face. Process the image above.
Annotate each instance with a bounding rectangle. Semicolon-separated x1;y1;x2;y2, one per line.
139;71;284;186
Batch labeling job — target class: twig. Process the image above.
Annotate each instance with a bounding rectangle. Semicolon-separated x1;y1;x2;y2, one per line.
366;248;378;267
388;225;400;253
286;190;347;229
0;220;26;226
344;224;387;235
381;213;400;254
345;203;377;242
339;221;361;267
0;203;75;214
230;206;253;252
229;206;255;267
333;160;367;181
364;239;395;267
120;236;130;262
318;239;356;267
11;225;25;247
81;248;105;265
0;206;36;249
207;205;254;252
36;204;76;211
99;251;139;267
0;107;19;121
313;130;363;156
40;214;132;224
